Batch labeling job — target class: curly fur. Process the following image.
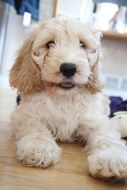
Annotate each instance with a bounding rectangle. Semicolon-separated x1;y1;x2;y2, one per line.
10;18;127;180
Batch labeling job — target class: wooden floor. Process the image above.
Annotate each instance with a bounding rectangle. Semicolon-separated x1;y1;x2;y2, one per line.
0;89;127;190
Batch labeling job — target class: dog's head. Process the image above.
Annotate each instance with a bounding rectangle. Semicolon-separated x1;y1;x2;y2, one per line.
10;18;103;96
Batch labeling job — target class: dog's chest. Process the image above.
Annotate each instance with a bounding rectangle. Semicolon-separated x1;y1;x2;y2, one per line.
40;95;86;141
28;92;102;142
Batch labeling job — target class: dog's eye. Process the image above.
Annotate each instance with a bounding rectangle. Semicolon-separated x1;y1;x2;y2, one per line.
80;41;87;49
46;41;55;49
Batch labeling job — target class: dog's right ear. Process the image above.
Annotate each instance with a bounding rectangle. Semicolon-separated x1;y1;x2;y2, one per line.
9;26;43;96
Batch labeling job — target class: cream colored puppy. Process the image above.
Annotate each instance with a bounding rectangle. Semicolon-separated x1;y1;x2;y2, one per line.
10;18;127;180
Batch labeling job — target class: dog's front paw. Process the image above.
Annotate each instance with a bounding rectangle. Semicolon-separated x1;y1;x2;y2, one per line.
88;148;127;179
16;137;61;168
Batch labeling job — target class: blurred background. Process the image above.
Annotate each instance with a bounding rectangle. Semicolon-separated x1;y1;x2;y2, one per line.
0;0;127;121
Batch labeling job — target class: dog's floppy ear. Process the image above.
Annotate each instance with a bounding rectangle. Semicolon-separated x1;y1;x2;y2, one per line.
86;30;103;94
9;27;43;96
86;51;103;94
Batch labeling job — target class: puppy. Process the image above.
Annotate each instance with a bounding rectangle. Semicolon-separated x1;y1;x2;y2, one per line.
10;18;127;180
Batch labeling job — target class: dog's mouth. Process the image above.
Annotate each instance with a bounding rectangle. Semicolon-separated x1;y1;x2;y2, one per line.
58;81;76;89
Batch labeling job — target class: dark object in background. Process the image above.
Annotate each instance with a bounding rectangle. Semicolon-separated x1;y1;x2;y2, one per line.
93;0;127;6
109;96;127;117
16;94;21;105
2;0;40;20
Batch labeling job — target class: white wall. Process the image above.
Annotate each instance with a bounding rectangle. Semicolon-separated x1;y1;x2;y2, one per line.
1;6;25;76
0;6;26;89
57;0;84;19
102;39;127;77
56;0;93;22
39;0;55;21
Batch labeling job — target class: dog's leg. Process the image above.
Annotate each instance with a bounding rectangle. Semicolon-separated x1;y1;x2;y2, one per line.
12;115;61;168
78;116;127;179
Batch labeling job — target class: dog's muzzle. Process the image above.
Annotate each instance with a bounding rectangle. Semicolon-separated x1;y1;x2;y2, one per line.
60;63;76;78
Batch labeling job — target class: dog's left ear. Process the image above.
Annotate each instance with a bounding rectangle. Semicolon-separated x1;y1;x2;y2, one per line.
86;30;103;94
9;26;44;96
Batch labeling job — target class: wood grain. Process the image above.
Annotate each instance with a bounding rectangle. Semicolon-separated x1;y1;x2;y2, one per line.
0;89;127;189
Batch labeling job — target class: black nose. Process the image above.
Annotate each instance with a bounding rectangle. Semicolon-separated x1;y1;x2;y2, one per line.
60;63;76;77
